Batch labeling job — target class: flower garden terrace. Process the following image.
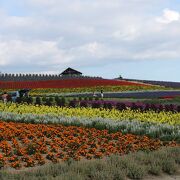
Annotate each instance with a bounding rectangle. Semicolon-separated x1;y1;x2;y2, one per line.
0;100;180;142
1;102;180;125
0;75;179;176
0;78;156;89
0;121;178;170
0;101;179;172
123;78;180;89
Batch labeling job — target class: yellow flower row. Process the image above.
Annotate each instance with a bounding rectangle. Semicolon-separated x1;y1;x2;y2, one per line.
29;85;167;95
0;102;179;125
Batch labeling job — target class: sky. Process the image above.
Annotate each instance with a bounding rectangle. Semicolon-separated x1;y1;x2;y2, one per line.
0;0;180;81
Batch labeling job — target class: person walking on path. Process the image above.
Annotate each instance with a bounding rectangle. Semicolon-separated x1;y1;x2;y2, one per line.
100;90;104;99
93;91;97;97
2;92;8;104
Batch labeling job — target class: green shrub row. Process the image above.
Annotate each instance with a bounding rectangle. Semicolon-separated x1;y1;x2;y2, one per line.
0;147;179;180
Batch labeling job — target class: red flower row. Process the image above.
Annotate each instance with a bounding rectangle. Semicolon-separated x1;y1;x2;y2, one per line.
0;79;149;89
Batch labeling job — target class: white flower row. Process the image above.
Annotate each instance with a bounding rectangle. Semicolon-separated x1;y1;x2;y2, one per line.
0;111;179;141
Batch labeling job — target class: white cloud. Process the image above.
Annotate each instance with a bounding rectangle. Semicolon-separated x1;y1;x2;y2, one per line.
156;9;180;24
0;0;180;75
68;41;112;60
0;39;74;67
112;26;139;41
85;42;104;56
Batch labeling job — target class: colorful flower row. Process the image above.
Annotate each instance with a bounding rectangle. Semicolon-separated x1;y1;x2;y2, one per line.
10;95;180;113
68;99;180;112
0;79;152;89
30;87;167;96
0;121;178;169
0;86;166;97
0;111;179;141
0;102;179;125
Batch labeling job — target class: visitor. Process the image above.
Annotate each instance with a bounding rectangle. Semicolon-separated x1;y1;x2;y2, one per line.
93;91;97;97
100;90;104;99
11;91;20;103
2;92;8;104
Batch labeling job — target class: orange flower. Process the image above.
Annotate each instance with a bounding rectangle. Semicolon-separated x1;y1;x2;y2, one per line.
0;120;178;169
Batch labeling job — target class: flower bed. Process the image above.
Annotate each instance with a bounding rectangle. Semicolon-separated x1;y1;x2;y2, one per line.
0;103;179;125
0;112;179;141
0;121;178;169
69;99;180;112
29;86;165;95
0;85;165;96
0;79;152;89
10;95;180;113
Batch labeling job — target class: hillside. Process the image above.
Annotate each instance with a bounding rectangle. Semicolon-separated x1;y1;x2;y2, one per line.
123;78;180;88
0;78;151;89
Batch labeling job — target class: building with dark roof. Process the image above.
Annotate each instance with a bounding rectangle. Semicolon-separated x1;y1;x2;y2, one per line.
60;67;82;76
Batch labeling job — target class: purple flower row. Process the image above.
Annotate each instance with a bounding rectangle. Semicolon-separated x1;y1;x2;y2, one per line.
69;100;180;112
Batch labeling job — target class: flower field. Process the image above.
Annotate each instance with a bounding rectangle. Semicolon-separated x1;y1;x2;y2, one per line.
0;102;179;125
69;99;180;112
0;121;178;169
28;85;166;95
0;79;153;89
1;111;179;141
0;85;166;97
0;81;179;175
0;100;179;141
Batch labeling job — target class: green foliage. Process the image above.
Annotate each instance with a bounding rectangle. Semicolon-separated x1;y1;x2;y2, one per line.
27;96;33;104
126;163;147;179
0;147;179;180
35;96;42;105
54;96;59;103
16;97;22;104
26;143;38;155
162;159;178;174
0;161;4;169
149;164;162;175
42;96;47;102
49;97;54;102
45;98;52;106
61;97;66;106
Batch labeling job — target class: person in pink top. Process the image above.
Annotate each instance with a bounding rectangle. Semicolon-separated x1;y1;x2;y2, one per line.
2;92;8;104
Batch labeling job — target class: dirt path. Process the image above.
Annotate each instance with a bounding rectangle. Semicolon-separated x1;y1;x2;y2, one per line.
145;174;180;180
144;170;180;180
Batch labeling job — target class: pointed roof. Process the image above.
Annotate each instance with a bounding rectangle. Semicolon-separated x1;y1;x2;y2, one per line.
60;67;82;76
